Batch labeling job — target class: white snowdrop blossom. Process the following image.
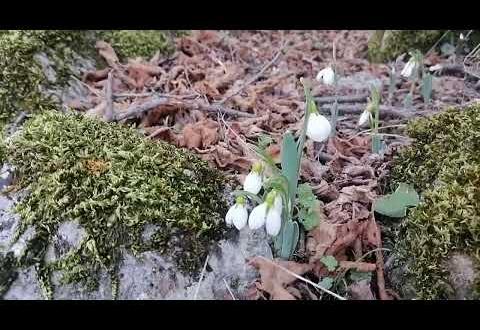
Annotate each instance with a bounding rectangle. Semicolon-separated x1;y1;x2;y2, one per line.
306;112;331;142
316;66;335;85
460;33;465;40
401;57;418;78
243;162;264;194
358;109;371;127
248;202;267;230
225;196;248;230
248;191;283;236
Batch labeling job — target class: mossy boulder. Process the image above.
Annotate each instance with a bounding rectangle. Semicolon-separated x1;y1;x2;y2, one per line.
1;111;227;298
388;104;480;299
368;30;443;63
0;30;180;127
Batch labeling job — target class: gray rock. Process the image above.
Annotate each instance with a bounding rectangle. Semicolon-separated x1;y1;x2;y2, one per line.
445;253;478;300
337;72;384;91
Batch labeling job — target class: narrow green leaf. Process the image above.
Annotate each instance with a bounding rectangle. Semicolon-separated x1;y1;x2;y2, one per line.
281;132;299;207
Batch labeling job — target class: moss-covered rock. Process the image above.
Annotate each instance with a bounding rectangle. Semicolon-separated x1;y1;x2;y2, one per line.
368;30;443;63
4;111;227;298
390;104;480;299
0;30;181;127
100;30;181;60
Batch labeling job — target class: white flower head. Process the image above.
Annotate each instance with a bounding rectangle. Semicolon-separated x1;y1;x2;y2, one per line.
401;57;418;78
316;66;335;85
265;208;281;236
248;202;267;230
248;190;283;236
225;196;248;230
306;112;331;142
460;33;465;40
243;162;264;194
358;109;371;127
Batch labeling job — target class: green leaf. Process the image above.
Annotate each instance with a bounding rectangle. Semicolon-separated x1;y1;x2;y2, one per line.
298;207;320;231
320;255;338;272
374;183;420;218
297;183;317;208
372;134;383;154
421;73;433;104
257;134;274;150
349;270;372;282
231;190;263;205
281;132;299;207
319;277;334;290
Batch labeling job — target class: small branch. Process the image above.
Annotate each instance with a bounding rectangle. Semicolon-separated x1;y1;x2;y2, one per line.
191;102;255;118
104;70;114;122
218;39;287;105
193;255;210;300
338;261;376;272
320;104;412;119
223;278;237;300
315;94;368;105
115;97;170;121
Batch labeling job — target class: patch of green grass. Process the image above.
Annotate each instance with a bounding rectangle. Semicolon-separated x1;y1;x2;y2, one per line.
5;111;227;298
391;105;480;299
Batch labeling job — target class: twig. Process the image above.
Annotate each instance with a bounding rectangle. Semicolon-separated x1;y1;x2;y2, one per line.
71;75;103;98
320;104;413;119
104;70;114;122
115;97;170;121
193;255;210;300
191;102;255;118
315;94;368;105
223;278;237;300
256;256;347;300
371;216;390;300
218;39;287;105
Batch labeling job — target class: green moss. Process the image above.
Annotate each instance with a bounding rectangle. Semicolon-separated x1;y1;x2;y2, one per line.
391;105;480;299
368;30;443;63
0;30;98;124
100;30;181;60
5;111;227;298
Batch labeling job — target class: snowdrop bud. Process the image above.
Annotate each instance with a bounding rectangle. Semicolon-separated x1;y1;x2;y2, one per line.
225;196;248;230
460;33;465;40
265;208;282;236
243;163;264;194
248;202;267;230
306;112;331;142
358;110;371;127
316;66;335;85
401;58;417;78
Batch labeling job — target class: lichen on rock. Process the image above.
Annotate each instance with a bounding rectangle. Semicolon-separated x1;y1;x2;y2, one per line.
389;104;480;299
3;110;228;299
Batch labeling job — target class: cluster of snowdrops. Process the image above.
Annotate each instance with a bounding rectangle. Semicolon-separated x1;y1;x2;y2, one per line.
225;54;422;237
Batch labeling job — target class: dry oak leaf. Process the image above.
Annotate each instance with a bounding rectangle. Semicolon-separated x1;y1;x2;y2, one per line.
248;257;312;300
306;221;338;262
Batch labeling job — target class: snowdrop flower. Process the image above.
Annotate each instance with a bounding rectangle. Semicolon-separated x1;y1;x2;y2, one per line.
248;191;282;236
225;196;248;230
460;33;465;40
401;57;418;78
306;112;331;142
316;66;335;85
358;109;371;127
243;162;264;194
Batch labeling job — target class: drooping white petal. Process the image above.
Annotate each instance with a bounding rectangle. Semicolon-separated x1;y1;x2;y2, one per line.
248;203;267;230
265;209;282;236
225;204;249;230
232;205;248;230
358;110;371;127
274;194;283;214
243;171;263;194
316;67;335;85
306;113;331;142
401;59;416;78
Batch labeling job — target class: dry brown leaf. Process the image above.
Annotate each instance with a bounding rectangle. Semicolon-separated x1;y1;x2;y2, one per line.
363;216;381;248
248;257;312;300
306;222;338;262
83;68;110;82
301;158;328;182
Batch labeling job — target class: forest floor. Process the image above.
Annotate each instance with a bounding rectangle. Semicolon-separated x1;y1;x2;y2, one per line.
64;30;480;300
